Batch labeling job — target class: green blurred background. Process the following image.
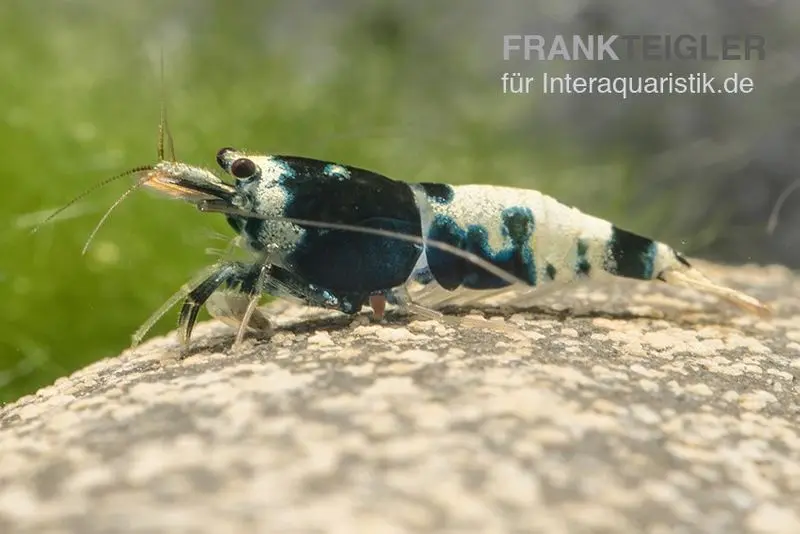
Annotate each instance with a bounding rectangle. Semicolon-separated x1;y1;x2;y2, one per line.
1;0;798;403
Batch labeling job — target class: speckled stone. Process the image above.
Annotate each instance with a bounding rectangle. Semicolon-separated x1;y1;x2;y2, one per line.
1;263;799;534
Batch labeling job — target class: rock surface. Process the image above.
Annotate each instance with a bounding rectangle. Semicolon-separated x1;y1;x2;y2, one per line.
1;263;799;534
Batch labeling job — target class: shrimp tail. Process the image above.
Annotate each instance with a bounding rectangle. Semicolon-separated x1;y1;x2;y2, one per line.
659;264;771;317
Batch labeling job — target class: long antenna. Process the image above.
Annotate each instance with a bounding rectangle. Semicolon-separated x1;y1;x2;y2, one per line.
158;48;176;162
31;166;153;235
80;173;155;255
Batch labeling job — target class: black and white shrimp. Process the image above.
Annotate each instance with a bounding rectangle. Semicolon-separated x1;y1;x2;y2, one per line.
143;148;773;347
39;139;771;350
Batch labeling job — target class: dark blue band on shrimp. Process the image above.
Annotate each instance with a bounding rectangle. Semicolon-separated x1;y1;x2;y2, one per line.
224;154;424;294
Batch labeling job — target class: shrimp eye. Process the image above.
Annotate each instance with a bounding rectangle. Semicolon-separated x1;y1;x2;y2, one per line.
230;158;258;179
215;147;236;169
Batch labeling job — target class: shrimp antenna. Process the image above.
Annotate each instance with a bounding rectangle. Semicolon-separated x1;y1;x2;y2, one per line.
31;165;153;235
767;179;800;235
36;52;182;251
80;171;158;255
158;49;176;162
